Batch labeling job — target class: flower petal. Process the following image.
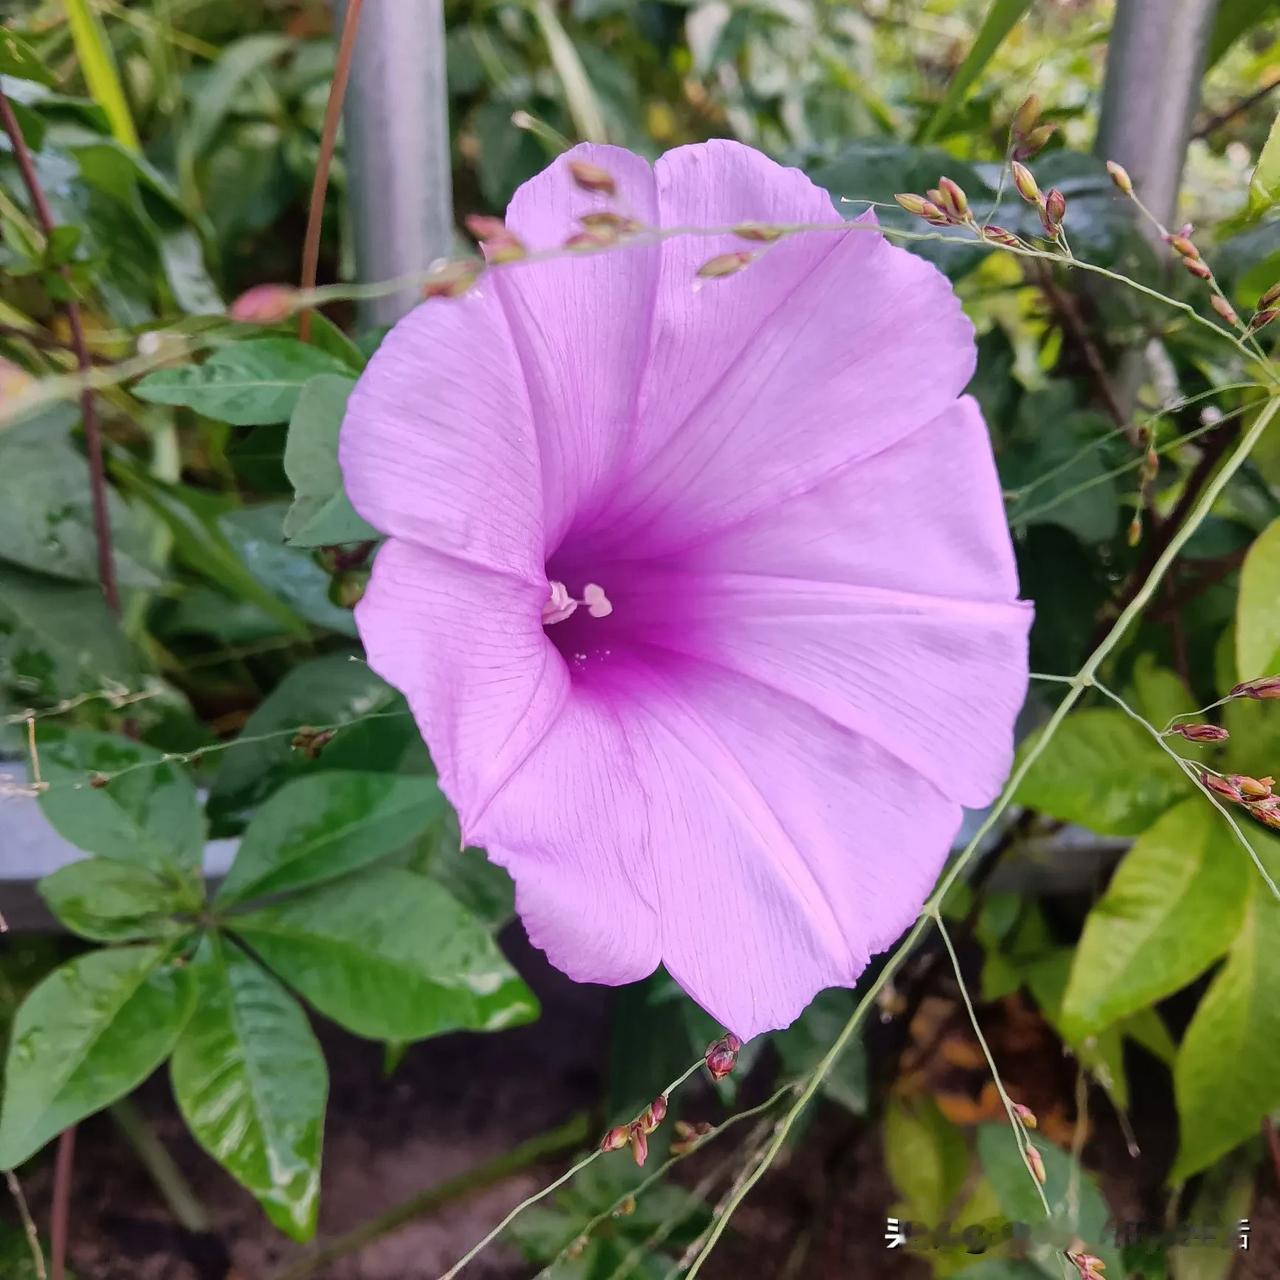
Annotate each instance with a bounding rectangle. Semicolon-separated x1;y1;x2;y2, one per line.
338;290;544;581
583;141;976;557
497;144;661;549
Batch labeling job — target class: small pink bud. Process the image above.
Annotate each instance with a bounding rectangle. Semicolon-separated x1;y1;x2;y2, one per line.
1012;93;1041;139
1026;1145;1046;1185
1249;308;1278;332
1202;771;1244;803
894;193;949;225
1127;514;1142;546
1256;280;1280;310
1011;161;1041;205
228;283;298;325
696;251;755;280
1168;234;1200;259
464;214;508;240
628;1121;649;1167
1230;774;1274;801
705;1033;742;1079
670;1120;713;1155
641;1093;668;1133
600;1125;629;1152
937;176;970;220
1017;122;1057;158
464;214;527;263
563;228;615;251
1167;723;1229;743
1252;799;1280;830
981;224;1021;247
579;210;639;234
1106;160;1133;195
567;159;617;196
1182;257;1212;281
423;260;482;299
1012;1102;1038;1129
1210;294;1240;326
732;221;785;243
290;726;336;759
1231;676;1280;700
1041;187;1066;235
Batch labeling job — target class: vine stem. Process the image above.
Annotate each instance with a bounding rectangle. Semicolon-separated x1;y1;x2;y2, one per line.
297;0;364;342
5;1170;47;1279
681;390;1280;1278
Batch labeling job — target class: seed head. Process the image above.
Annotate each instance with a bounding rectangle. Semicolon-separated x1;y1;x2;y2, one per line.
705;1032;742;1079
1231;675;1280;700
1230;774;1274;801
423;259;482;299
1253;799;1280;830
628;1121;649;1167
580;210;639;234
733;221;785;243
1167;723;1229;743
1026;1145;1046;1185
641;1093;668;1133
1106;160;1133;196
1202;771;1244;803
937;176;971;220
228;283;298;325
1042;187;1066;234
982;224;1020;247
1182;257;1212;281
1127;514;1142;546
1012;1102;1038;1129
1259;280;1280;310
600;1124;629;1152
1210;294;1240;327
696;251;755;280
894;193;950;224
564;228;616;252
568;159;617;196
1168;235;1200;260
1012;93;1041;140
464;214;526;263
1011;161;1041;205
1019;122;1057;157
1249;308;1278;333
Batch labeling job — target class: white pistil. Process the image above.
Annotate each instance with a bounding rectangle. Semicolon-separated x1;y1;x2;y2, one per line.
542;580;613;626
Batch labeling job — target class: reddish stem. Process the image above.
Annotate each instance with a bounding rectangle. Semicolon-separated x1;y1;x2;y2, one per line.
0;87;119;614
298;0;365;341
49;1128;75;1280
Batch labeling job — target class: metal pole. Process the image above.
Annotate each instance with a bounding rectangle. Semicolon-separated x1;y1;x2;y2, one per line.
1095;0;1220;236
339;0;455;328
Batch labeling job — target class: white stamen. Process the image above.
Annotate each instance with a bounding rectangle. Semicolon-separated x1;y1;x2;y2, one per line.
582;583;613;618
542;579;613;626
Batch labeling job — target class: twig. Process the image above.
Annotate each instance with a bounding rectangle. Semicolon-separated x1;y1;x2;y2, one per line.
1193;80;1280;139
49;1128;75;1280
5;1170;47;1280
297;0;364;342
109;1100;210;1234
0;87;119;614
273;1113;589;1280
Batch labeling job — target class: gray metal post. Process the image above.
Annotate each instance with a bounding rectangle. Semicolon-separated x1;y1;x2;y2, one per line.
339;0;455;328
1095;0;1220;235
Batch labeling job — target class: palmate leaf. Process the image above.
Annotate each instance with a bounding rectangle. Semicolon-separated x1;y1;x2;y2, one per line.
0;946;194;1169
231;868;539;1041
171;936;326;1241
38;857;196;942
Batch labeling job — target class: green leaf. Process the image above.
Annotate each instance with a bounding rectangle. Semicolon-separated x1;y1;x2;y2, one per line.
1061;800;1250;1039
883;1096;968;1223
215;771;446;907
217;503;358;636
1236;516;1280;681
1128;654;1193;732
133;340;348;425
0;30;55;86
1248;104;1280;215
63;0;139;150
36;729;206;874
207;653;424;829
1208;0;1280;66
1173;864;1280;1180
916;0;1033;143
38;858;193;942
773;990;867;1116
232;869;539;1041
0;945;194;1169
283;375;377;547
1014;707;1188;835
0;413;158;587
170;936;325;1241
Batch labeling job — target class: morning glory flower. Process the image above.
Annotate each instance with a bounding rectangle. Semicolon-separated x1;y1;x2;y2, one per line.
338;141;1031;1039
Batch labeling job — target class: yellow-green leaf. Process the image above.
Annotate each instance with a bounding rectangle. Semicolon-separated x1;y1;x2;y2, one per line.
63;0;139;151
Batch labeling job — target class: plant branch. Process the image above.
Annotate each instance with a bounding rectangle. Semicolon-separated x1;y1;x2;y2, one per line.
5;1171;47;1280
0;86;119;615
298;0;364;342
1193;79;1280;139
49;1128;75;1280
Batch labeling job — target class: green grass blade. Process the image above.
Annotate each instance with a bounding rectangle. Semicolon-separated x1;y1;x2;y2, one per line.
63;0;140;151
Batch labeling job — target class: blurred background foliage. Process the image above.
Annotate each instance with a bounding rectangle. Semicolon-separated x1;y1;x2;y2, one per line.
2;1;1280;1278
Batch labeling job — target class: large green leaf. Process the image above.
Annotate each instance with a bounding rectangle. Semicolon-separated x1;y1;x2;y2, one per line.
282;374;377;548
1014;707;1188;835
1248;105;1280;216
38;857;195;942
170;936;325;1241
207;653;424;829
232;869;539;1041
916;0;1034;143
0;945;194;1169
883;1096;969;1224
1236;516;1280;681
133;340;348;425
215;771;446;907
1208;0;1280;66
1174;857;1280;1180
1061;801;1250;1039
36;729;207;874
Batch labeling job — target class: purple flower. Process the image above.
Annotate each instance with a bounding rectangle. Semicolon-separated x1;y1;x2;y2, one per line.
338;142;1031;1039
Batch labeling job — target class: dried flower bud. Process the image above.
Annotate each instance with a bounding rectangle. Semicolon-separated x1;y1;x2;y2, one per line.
568;159;617;196
1249;308;1278;332
705;1032;742;1079
1167;722;1229;743
564;228;616;252
1182;257;1212;281
1231;675;1280;700
981;224;1021;247
1041;187;1066;234
1012;1102;1038;1129
1259;280;1280;310
696;251;755;280
1202;771;1244;803
670;1120;714;1155
1020;123;1057;157
614;1195;637;1217
1168;234;1200;260
628;1121;649;1167
1026;1145;1046;1185
937;176;971;220
1106;160;1133;196
1012;93;1041;139
89;771;109;789
580;210;639;234
600;1125;629;1152
290;726;336;760
228;283;298;325
1230;774;1274;801
464;214;527;263
1253;799;1280;830
1140;445;1159;483
894;193;949;225
1068;1252;1107;1280
566;1235;589;1260
733;221;784;242
1126;514;1142;546
1011;161;1041;206
1210;294;1240;326
423;259;482;299
641;1093;669;1133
